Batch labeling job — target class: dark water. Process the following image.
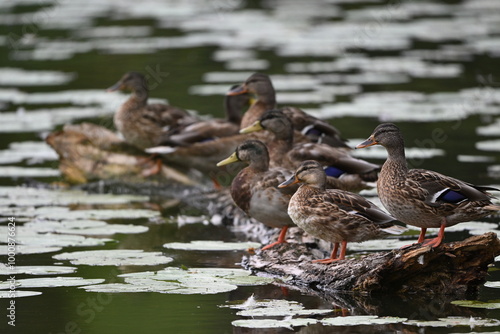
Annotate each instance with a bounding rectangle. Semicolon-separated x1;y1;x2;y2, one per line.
2;0;500;333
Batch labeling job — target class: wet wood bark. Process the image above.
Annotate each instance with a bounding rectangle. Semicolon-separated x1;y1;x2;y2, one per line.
243;232;500;296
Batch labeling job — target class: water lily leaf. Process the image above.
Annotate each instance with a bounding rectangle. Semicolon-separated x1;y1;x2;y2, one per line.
0;245;62;255
0;166;60;178
347;239;410;251
451;300;500;310
0;186;148;206
0;291;42;298
0;277;104;289
24;220;148;236
79;283;151;293
0;141;58;165
0;226;110;247
321;316;407;326
231;318;317;329
0;68;75;86
53;249;173;266
405;316;500;327
116;267;273;294
238;307;332;317
124;277;238;294
163;240;261;251
36;208;160;220
0;264;77;275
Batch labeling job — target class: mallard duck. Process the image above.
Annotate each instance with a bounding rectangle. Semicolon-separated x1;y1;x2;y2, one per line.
163;85;250;145
217;139;297;249
279;160;406;263
240;109;379;191
227;73;348;147
107;71;196;150
227;73;276;129
356;123;500;247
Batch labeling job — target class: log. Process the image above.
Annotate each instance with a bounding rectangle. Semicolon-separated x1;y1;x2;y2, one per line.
243;232;500;297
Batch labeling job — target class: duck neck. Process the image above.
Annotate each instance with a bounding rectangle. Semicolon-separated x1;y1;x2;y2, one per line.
129;83;149;108
382;140;409;179
258;91;276;109
249;157;269;173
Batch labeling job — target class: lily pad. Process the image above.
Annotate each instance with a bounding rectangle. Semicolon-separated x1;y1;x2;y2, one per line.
321;315;407;326
0;68;75;86
0;226;110;247
0;291;42;298
111;267;274;294
0;186;148;206
53;249;173;266
0;166;60;178
0;245;62;255
36;208;160;220
79;283;151;293
451;300;500;310
0;277;104;289
0;265;77;276
163;240;261;251
231;318;317;329
405;316;500;327
24;220;149;236
0;141;58;165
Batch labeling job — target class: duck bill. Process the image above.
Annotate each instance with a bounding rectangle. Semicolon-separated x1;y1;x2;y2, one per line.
278;175;300;188
356;136;378;149
106;81;122;92
216;152;240;166
226;84;248;96
240;121;263;134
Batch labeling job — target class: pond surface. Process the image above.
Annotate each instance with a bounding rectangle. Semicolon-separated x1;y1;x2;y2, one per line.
2;0;500;333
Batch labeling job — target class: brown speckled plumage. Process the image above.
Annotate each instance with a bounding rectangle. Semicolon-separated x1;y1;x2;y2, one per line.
108;72;195;150
217;140;297;249
280;160;405;262
356;123;500;247
241;110;380;191
228;73;349;148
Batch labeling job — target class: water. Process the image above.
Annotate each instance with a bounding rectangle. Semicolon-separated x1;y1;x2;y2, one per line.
2;0;500;333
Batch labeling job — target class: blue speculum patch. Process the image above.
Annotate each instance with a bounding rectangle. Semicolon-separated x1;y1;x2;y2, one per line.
439;189;467;203
305;127;322;136
324;166;345;178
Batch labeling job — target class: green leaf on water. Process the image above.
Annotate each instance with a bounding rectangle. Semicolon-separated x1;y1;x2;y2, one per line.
53;249;173;266
405;316;500;327
0;264;77;276
451;300;500;310
0;291;42;298
0;277;104;289
321;315;407;326
163;240;261;251
231;318;317;329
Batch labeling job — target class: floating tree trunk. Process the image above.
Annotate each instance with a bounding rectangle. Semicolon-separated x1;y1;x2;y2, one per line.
243;232;500;296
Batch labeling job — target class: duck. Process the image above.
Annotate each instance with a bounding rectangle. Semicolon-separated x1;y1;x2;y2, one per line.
278;160;406;263
163;85;251;146
240;109;379;191
227;73;348;148
216;139;297;249
107;71;196;150
356;123;500;247
227;73;276;129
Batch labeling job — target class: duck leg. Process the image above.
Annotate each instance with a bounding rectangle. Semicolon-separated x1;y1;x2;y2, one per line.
261;226;289;250
417;227;427;243
422;221;446;248
313;241;346;264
